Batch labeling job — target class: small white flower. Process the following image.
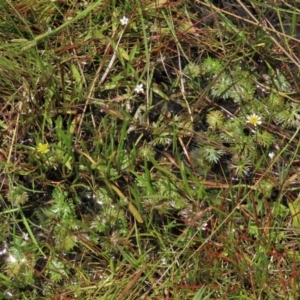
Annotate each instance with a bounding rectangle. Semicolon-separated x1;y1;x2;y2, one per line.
7;254;17;263
134;83;144;94
246;113;262;126
268;152;275;159
0;246;7;255
120;16;129;26
22;232;29;241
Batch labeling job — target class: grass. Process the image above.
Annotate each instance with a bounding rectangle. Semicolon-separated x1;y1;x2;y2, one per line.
1;0;300;299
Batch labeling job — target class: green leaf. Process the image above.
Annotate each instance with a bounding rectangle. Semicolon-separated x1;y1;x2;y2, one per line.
70;64;82;85
202;146;224;164
206;110;225;130
193;287;214;300
256;131;275;147
64;155;73;171
272;69;291;92
119;47;129;60
201;56;224;75
7;186;29;206
128;201;143;223
5;261;21;278
288;195;300;228
0;119;8;130
47;259;68;283
129;43;138;61
210;73;233;99
184;63;201;78
61;234;77;251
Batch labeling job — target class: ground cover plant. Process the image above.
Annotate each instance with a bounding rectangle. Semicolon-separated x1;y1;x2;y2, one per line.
1;0;300;299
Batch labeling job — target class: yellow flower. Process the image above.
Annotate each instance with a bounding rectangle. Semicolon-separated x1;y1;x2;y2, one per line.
37;143;50;154
246;114;262;126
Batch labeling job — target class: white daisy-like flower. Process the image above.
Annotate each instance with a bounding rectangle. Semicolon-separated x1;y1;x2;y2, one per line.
246;113;262;126
120;16;129;26
268;152;275;159
134;83;144;94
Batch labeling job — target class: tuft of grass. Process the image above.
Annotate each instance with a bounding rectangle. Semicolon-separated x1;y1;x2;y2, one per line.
1;0;300;298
